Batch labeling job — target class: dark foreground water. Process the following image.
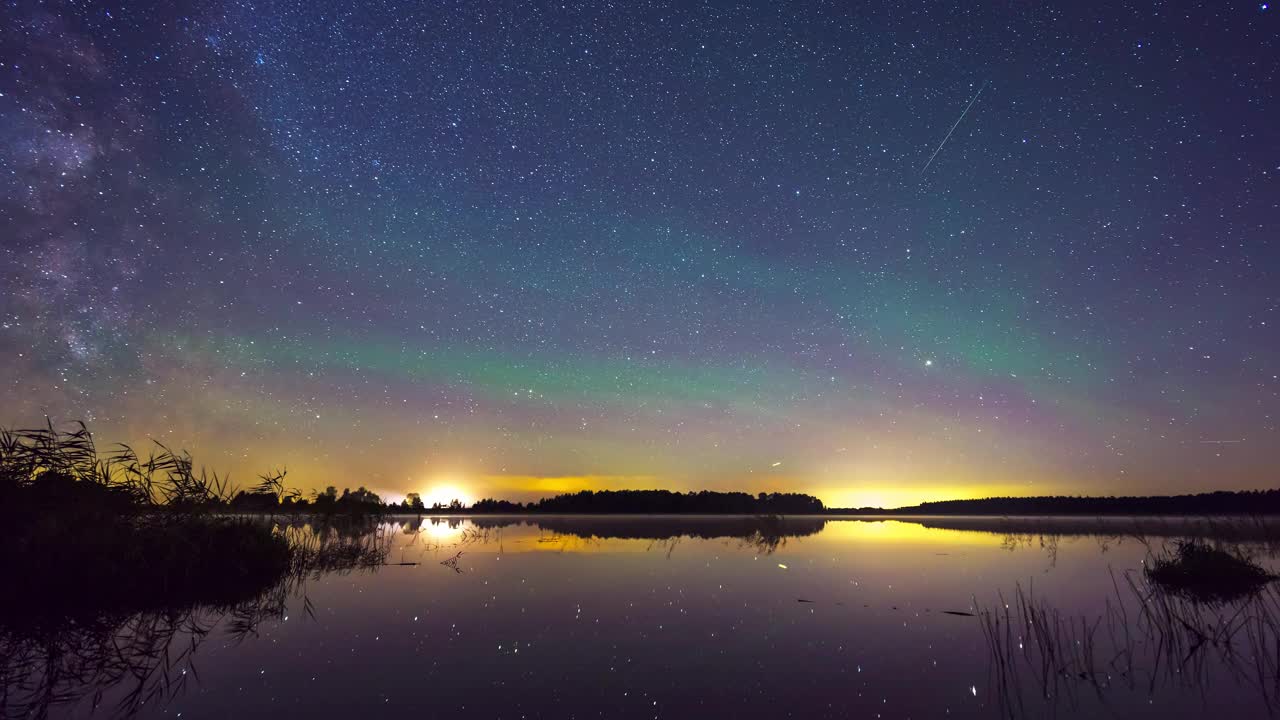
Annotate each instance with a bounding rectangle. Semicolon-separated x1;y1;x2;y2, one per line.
7;515;1280;719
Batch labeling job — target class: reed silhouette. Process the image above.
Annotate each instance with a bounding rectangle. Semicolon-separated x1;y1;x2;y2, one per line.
979;547;1280;718
0;421;304;619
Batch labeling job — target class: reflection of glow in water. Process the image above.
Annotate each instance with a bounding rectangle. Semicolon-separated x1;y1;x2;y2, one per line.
820;519;978;546
421;519;466;542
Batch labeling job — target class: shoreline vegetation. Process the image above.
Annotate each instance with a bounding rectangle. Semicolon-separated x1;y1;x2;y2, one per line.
0;422;389;622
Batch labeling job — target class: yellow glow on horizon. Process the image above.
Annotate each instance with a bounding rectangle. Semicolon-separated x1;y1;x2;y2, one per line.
420;481;474;508
818;485;1039;510
466;475;1042;509
479;474;663;498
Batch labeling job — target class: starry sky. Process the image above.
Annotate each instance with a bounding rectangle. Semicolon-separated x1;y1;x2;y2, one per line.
2;0;1277;508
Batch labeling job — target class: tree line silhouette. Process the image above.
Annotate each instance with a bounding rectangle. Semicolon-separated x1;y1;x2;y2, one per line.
224;488;1280;517
234;488;828;516
513;489;826;514
831;490;1280;516
0;421;393;629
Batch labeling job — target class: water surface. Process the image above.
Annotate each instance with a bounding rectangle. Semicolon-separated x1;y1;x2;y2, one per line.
9;515;1280;718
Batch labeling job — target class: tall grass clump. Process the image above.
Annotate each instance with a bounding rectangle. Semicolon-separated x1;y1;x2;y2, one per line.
0;420;290;619
0;421;406;717
1145;540;1277;604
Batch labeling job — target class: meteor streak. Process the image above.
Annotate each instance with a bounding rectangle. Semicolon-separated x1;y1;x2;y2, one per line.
920;80;989;175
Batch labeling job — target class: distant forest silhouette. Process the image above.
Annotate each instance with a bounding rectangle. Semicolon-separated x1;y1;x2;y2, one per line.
835;490;1280;516
218;488;1280;517
480;489;827;514
469;513;827;542
222;488;828;515
227;487;1280;518
396;489;1280;517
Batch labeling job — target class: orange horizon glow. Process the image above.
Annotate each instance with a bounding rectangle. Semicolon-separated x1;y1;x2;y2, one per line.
411;478;476;508
49;369;1269;510
21;420;1258;511
388;473;1058;510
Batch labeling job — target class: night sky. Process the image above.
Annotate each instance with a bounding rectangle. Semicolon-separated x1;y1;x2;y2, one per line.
2;1;1277;508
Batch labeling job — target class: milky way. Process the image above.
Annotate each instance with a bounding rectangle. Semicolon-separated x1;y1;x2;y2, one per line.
1;1;1276;506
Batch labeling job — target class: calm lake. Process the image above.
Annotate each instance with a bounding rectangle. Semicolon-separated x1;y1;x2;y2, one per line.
9;515;1280;718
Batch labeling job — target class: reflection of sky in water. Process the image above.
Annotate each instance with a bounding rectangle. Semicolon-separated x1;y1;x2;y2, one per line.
34;518;1280;718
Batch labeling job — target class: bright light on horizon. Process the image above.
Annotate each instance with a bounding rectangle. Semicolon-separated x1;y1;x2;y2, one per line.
821;485;1034;510
420;481;474;508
